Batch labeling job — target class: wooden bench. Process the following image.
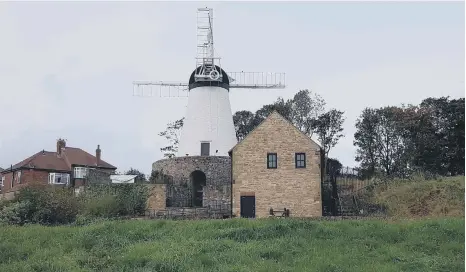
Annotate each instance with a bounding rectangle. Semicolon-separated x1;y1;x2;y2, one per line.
269;208;290;218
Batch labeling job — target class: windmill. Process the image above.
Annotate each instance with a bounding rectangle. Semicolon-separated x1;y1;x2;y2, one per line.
133;7;286;157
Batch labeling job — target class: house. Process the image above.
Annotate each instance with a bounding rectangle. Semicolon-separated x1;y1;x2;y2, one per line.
228;110;323;218
0;139;117;199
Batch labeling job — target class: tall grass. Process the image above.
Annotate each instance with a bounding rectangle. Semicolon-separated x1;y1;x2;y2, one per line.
360;176;465;218
0;217;463;271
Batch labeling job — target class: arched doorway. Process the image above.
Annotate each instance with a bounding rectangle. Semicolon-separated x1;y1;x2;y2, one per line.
190;170;206;207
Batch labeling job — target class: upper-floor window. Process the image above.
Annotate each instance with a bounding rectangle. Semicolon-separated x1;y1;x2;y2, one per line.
295;153;306;168
267;153;278;169
49;173;70;185
74;167;88;179
201;142;210;156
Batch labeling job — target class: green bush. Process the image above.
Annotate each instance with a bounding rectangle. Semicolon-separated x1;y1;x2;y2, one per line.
0;201;32;225
0;183;150;226
80;184;149;217
1;184;80;226
81;194;120;218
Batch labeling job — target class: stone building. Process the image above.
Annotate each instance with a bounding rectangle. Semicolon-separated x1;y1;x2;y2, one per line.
151;156;231;218
228;110;323;218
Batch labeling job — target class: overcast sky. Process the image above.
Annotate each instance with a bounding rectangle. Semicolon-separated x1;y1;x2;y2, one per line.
0;1;464;175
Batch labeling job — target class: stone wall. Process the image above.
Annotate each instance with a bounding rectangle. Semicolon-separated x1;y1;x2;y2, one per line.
146;184;166;211
231;111;322;218
152;156;231;210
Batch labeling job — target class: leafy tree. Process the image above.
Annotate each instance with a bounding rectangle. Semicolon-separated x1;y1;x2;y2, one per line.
158;118;184;158
289;89;326;138
313;109;345;157
326;157;343;177
253;97;293;125
353;108;380;177
125;168;147;183
312;109;345;180
353;97;465;178
232;90;325;141
418;97;465;175
233;110;256;142
232;97;293;142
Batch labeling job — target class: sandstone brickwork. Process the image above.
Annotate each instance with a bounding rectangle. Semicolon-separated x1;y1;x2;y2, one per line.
230;111;322;218
146;184;167;211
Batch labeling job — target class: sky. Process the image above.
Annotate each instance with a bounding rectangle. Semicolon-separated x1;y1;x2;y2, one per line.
0;1;464;175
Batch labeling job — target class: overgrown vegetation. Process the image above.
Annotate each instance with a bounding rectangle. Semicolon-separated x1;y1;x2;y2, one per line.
0;183;149;226
357;176;465;218
0;217;463;271
354;97;464;178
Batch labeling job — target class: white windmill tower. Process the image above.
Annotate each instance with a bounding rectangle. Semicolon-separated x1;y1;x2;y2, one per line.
133;7;286;157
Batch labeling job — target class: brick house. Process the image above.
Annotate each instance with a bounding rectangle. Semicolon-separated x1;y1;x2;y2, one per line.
0;139;117;199
228;110;323;218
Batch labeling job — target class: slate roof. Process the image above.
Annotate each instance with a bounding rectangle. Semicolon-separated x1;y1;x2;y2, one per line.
2;146;116;173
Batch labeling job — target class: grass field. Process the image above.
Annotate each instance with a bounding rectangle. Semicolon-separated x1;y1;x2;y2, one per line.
0;217;463;272
361;176;465;218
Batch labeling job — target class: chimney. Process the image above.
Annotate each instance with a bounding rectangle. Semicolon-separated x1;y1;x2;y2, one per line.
57;138;66;155
96;145;101;165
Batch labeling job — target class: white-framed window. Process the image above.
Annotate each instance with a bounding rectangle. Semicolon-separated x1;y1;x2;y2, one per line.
74;167;88;179
48;173;70;185
15;171;21;184
0;176;4;190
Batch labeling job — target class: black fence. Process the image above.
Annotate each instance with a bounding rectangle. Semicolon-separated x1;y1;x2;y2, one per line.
322;166;384;217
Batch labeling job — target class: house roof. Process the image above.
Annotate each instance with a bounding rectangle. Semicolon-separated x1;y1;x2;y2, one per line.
2;146;116;173
228;110;322;155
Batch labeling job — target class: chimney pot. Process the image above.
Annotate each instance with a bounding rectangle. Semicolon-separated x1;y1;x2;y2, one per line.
57;139;66;155
96;145;101;165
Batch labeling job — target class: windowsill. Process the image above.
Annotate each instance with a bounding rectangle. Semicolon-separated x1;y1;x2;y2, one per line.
51;183;68;185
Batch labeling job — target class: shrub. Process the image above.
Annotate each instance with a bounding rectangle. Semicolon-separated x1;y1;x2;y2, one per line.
81;194;120;218
33;188;80;225
5;184;80;225
0;201;32;225
1;182;150;226
79;184;149;217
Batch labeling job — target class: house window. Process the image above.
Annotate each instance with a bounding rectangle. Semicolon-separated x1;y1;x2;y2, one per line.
74;167;88;179
48;173;70;185
200;142;210;156
267;153;277;169
15;171;21;184
0;176;4;190
295;153;306;168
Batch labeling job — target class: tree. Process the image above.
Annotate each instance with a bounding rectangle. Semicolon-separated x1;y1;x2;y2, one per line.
125;168;147;183
253;97;293;125
289;89;326;138
233;110;256;142
312;109;345;180
232;90;326;141
353;108;380;177
232;97;294;141
418;97;465;175
353;97;465;178
326;157;343;177
158;118;184;158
